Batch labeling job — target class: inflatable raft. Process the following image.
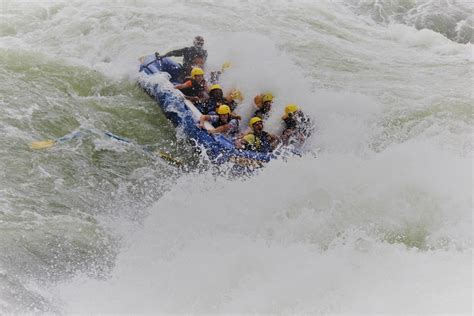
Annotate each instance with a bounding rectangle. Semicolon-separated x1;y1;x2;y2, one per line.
137;54;275;168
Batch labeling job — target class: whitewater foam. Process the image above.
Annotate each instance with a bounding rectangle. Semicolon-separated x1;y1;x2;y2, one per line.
0;0;471;314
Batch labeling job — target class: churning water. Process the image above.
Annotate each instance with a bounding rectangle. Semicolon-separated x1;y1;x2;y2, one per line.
0;0;472;314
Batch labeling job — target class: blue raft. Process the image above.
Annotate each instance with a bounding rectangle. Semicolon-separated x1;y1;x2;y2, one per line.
138;54;275;167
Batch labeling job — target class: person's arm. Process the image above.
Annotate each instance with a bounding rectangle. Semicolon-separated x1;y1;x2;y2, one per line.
212;119;239;134
230;112;241;120
163;47;187;57
186;95;200;102
235;136;248;149
268;133;281;150
175;81;199;102
198;115;211;129
175;85;199;102
281;128;292;145
174;80;192;90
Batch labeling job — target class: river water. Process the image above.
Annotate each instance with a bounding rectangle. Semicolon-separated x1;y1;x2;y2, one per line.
0;0;472;314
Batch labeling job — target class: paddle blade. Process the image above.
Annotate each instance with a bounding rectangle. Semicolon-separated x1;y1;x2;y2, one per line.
229;89;243;102
157;151;183;166
221;61;231;71
30;140;56;150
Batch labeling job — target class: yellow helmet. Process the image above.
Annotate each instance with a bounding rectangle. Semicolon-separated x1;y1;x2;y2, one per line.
217;104;231;115
221;61;231;71
209;84;222;92
282;104;299;119
191;67;204;78
262;93;274;103
285;104;299;114
249;116;262;127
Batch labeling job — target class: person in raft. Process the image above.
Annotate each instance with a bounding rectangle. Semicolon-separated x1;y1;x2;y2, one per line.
280;104;313;145
198;104;239;137
174;67;208;104
198;84;241;121
160;35;208;79
253;92;274;119
235;117;279;153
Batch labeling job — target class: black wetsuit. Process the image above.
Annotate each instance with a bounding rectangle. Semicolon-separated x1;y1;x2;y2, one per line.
254;102;272;119
198;97;219;114
164;46;208;77
254;108;269;119
285;112;312;134
245;131;274;153
198;97;237;115
283;111;313;141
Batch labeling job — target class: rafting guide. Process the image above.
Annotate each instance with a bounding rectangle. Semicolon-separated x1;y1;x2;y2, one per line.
159;35;208;81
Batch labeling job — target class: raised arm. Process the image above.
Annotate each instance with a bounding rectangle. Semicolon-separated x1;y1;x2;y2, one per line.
235;136;248;149
235;133;254;150
268;133;281;150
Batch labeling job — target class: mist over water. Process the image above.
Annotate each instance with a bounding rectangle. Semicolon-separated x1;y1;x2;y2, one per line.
0;0;472;314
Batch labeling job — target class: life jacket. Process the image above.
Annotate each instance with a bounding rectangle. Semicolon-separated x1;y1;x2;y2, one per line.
207;97;221;113
283;116;297;129
254;102;271;119
199;95;237;115
212;117;226;128
196;98;215;114
212;117;239;128
254;109;268;119
227;100;238;112
180;78;206;98
243;131;272;153
283;111;313;137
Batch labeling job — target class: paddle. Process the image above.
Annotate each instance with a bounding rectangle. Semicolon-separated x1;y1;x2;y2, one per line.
30;130;183;167
208;61;232;84
221;61;231;72
30;140;56;150
103;131;183;167
30;131;82;149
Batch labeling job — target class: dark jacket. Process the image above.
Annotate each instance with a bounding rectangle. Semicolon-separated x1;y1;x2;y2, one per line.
283;111;313;138
245;131;274;153
180;79;206;98
198;97;237;115
254;105;271;119
165;47;208;75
